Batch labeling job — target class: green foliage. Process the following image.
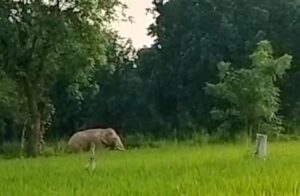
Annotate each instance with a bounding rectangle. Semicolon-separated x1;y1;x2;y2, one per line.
0;73;27;120
0;142;22;159
48;35;141;137
0;0;123;155
0;0;121;102
47;0;300;139
2;0;300;147
0;73;28;143
206;41;292;138
136;0;300;135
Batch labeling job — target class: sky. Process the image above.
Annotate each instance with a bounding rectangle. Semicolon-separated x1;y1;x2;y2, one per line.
113;0;155;49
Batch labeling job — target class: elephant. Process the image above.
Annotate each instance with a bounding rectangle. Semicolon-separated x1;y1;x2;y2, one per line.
67;128;125;153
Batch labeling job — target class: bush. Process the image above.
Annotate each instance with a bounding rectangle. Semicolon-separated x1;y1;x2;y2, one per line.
0;142;22;159
123;133;163;149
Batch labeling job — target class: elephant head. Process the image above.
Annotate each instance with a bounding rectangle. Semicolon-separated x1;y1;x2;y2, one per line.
99;128;125;151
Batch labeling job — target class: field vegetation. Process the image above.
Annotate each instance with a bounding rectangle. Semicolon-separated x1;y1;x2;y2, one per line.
1;142;299;195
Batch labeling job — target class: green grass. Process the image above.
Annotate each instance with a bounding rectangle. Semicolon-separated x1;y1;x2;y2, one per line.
0;142;299;195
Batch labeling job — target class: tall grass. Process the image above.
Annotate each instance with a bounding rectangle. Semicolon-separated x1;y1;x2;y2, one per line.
0;142;299;195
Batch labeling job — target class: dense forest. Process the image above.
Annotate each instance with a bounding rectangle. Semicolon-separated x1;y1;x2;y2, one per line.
1;0;300;157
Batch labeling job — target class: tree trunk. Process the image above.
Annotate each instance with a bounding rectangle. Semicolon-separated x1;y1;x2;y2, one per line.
24;78;41;157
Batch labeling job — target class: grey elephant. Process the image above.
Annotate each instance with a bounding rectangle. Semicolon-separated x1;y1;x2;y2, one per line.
67;128;125;153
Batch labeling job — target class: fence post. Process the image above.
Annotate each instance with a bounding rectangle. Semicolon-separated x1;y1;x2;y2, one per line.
20;120;27;158
85;143;96;171
255;133;267;158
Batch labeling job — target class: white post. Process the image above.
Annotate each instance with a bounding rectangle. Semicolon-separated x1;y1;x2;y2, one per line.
255;133;267;158
85;143;96;171
20;120;27;158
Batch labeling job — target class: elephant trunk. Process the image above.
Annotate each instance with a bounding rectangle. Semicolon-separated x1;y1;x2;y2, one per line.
115;137;125;151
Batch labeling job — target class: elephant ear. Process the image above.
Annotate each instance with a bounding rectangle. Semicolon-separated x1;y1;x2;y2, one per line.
100;131;113;145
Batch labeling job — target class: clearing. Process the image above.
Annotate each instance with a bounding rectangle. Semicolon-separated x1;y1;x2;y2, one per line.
0;142;299;195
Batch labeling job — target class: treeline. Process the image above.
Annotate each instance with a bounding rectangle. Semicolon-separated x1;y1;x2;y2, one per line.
1;0;300;156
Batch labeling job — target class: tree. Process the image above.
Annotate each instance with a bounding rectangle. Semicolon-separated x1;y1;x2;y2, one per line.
205;41;292;139
0;0;122;157
137;0;300;134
